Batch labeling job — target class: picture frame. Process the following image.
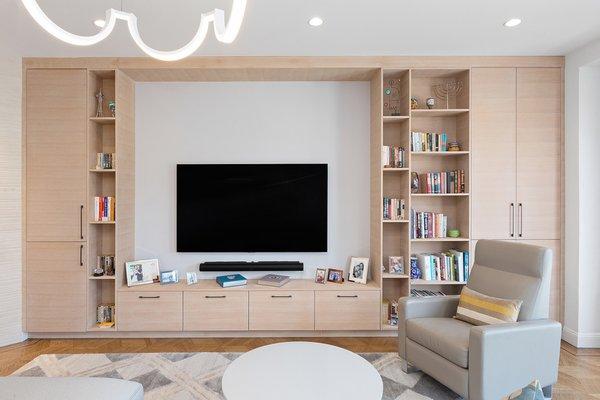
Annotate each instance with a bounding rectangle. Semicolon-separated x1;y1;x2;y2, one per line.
388;256;404;275
315;268;327;284
326;268;344;284
125;259;160;287
348;257;369;284
160;270;179;285
186;271;198;285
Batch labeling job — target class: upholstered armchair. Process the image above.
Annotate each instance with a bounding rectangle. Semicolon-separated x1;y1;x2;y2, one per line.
398;240;562;400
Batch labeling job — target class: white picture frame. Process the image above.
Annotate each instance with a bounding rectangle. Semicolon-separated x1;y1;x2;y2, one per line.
160;270;179;285
186;271;198;285
125;259;160;287
348;257;369;284
388;256;404;275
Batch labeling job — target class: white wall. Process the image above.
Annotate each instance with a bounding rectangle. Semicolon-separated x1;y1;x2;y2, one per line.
564;38;600;347
135;82;370;279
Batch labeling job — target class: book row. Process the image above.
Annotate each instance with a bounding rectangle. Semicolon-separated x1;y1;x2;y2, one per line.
94;196;115;222
95;255;115;276
383;198;406;220
382;145;406;168
96;153;115;170
411;249;470;282
411;131;448;152
418;170;466;194
410;209;447;239
411;289;446;297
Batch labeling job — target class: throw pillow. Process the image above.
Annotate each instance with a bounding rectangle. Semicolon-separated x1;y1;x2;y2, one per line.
455;286;523;325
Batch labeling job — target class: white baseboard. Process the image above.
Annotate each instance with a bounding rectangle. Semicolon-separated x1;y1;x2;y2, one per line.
562;326;600;348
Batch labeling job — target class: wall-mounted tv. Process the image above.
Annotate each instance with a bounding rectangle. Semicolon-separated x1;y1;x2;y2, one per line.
177;164;327;252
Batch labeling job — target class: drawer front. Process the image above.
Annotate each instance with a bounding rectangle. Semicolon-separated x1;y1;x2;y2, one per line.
118;292;183;331
249;291;314;331
184;291;249;331
315;291;381;331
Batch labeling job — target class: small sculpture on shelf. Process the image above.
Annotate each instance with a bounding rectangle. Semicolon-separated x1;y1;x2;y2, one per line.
448;229;460;238
108;100;116;117
447;141;461;152
95;89;104;117
410;257;421;279
383;79;402;116
433;79;463;109
411;172;420;193
426;97;435;109
410;97;419;110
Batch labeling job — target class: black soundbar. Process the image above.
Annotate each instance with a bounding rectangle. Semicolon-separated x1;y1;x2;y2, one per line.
199;261;304;272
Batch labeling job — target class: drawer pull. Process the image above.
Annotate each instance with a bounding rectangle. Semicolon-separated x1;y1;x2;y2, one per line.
138;296;160;299
337;295;359;298
205;295;226;299
271;295;292;298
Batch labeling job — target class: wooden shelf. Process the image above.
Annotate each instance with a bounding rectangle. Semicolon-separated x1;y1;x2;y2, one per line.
89;117;115;125
382;115;409;123
87;325;116;332
89;275;116;280
382;324;398;330
411;279;467;286
89;169;116;173
89;221;115;225
411;193;469;197
411;109;469;117
383;167;409;172
382;219;409;223
383;273;410;279
411;237;469;242
411;151;469;156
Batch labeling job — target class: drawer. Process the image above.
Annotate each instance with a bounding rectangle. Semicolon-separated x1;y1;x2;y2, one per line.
184;291;248;331
118;292;183;331
315;291;380;330
249;291;314;331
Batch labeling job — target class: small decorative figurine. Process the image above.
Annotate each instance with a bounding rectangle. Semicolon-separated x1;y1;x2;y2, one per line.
95;89;104;117
448;229;460;238
108;100;116;117
426;97;435;109
383;79;402;116
410;97;419;110
433;79;463;109
411;172;420;193
447;141;461;152
410;257;421;279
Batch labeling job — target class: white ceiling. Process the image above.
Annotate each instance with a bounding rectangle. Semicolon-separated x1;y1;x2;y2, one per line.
3;0;600;57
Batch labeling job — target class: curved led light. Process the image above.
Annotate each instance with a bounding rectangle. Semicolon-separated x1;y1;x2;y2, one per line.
20;0;247;61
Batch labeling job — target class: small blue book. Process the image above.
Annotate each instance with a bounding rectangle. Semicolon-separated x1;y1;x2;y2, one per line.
216;274;247;288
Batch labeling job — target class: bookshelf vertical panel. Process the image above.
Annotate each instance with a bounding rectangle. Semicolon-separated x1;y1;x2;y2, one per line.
370;69;383;286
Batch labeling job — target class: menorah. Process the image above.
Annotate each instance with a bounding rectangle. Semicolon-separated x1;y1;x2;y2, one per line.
432;80;463;109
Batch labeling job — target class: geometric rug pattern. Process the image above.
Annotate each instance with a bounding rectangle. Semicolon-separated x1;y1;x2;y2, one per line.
12;352;461;400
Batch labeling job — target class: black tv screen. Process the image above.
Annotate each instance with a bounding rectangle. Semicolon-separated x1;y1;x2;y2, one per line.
177;164;327;252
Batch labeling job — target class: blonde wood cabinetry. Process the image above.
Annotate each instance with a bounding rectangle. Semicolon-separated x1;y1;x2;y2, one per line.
184;292;249;331
249;291;314;331
26;242;87;332
118;292;183;332
315;291;380;331
26;69;87;242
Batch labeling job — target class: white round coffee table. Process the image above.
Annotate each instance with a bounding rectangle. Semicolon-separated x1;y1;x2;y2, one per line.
222;342;383;400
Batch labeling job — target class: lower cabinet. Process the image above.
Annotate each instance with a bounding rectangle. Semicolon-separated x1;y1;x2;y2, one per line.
118;292;183;331
184;291;249;331
249;291;314;331
315;291;381;330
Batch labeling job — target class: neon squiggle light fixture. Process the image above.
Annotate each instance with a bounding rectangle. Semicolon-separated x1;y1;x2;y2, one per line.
20;0;247;61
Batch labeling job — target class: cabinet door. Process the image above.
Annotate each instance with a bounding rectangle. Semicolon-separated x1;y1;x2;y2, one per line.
471;68;517;239
184;291;248;331
118;292;183;332
315;291;380;330
516;68;561;239
249;291;314;331
26;69;87;241
26;242;87;332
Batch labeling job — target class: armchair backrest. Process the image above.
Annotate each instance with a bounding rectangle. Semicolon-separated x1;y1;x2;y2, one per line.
468;240;553;321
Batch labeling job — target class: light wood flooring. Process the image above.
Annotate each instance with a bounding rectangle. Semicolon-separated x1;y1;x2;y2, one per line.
0;338;598;399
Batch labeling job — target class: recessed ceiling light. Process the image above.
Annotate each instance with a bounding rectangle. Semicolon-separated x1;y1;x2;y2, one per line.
94;19;106;28
308;17;323;27
504;18;522;27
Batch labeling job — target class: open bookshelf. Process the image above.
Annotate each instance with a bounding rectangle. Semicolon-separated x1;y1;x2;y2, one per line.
378;68;471;330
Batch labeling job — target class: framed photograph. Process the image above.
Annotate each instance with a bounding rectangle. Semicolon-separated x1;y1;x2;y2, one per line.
315;268;327;284
125;259;160;287
327;268;344;284
388;256;404;275
186;271;198;285
160;270;179;285
348;257;369;284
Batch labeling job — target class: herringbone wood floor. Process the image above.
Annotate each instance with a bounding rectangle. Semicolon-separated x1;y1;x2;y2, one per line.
0;338;598;399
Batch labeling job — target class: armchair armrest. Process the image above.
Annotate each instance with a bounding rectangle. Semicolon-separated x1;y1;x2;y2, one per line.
468;319;562;400
398;296;460;359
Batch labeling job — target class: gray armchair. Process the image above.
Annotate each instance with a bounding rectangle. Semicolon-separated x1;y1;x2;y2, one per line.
398;240;562;400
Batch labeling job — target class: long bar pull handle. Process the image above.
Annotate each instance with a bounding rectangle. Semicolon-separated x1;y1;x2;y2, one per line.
139;296;160;299
79;244;83;266
271;295;292;298
337;295;359;298
518;203;523;237
205;295;226;299
510;203;514;237
80;205;84;239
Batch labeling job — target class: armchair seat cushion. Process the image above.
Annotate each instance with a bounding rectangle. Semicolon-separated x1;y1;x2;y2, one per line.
406;317;472;368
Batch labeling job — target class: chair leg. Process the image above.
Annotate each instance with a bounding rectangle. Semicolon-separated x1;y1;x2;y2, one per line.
542;385;552;398
400;358;420;374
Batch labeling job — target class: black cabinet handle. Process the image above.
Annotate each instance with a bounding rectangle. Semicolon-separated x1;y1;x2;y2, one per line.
205;295;226;299
79;244;83;266
337;295;358;298
518;203;523;237
138;296;160;299
510;203;514;237
80;205;84;239
271;295;292;298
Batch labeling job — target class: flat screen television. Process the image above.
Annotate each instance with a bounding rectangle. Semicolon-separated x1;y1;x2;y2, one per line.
177;164;327;252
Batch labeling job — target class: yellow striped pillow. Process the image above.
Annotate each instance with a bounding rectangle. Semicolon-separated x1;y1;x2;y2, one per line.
455;287;523;326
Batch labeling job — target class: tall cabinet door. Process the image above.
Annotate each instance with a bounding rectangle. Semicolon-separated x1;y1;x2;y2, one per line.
26;69;87;241
26;242;87;332
516;68;562;240
471;68;517;239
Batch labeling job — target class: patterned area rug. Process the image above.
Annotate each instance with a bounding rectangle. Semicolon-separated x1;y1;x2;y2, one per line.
12;352;460;400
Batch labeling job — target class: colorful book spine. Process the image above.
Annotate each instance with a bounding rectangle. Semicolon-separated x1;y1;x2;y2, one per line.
410;131;450;152
381;145;406;168
96;153;115;169
93;196;116;222
421;170;466;194
410;209;448;238
383;197;405;220
413;249;470;282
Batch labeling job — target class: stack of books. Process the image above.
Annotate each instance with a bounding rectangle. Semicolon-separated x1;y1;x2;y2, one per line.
257;274;290;287
383;197;405;220
420;170;465;194
414;249;470;282
94;196;115;222
382;145;406;168
411;289;446;297
96;153;114;169
411;131;448;152
216;274;247;288
410;209;447;238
